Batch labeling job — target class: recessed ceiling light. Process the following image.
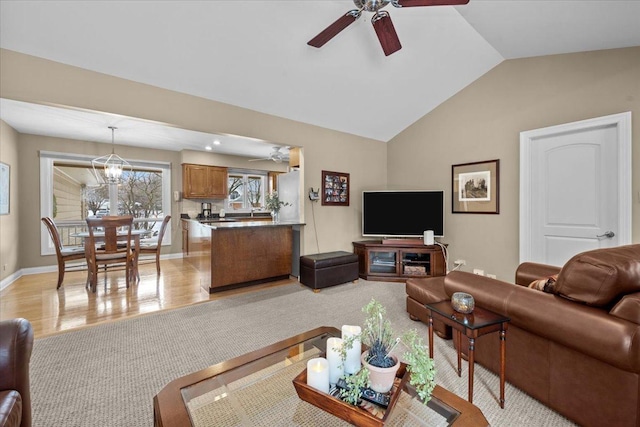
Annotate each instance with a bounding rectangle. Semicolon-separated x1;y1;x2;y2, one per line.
213;140;221;145
205;146;212;151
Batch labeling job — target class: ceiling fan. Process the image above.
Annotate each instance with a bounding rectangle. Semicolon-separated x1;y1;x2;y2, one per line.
307;0;470;56
248;146;289;163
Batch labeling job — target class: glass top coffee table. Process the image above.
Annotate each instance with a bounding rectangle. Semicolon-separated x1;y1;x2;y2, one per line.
153;327;489;427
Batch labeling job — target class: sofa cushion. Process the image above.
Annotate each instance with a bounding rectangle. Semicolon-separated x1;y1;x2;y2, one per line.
553;244;640;307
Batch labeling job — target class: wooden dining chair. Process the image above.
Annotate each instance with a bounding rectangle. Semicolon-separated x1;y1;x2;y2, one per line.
85;215;136;293
136;215;171;275
41;217;86;289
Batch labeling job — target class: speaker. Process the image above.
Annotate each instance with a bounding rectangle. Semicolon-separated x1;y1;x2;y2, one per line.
424;230;434;245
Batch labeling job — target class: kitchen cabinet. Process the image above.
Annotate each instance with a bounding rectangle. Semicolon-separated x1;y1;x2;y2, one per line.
289;147;301;168
268;171;282;193
182;164;228;199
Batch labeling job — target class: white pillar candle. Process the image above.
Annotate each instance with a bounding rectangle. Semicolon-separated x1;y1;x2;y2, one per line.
326;337;344;385
306;357;329;393
341;325;362;375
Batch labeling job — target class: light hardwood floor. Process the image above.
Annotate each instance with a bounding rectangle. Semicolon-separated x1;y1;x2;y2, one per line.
0;257;298;338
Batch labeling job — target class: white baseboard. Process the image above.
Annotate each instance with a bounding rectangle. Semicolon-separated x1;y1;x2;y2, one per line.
0;270;24;292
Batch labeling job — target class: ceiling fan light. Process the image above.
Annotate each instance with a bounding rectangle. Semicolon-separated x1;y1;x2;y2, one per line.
355;0;391;13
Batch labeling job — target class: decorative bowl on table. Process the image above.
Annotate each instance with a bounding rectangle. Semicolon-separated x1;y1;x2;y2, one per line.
451;292;475;314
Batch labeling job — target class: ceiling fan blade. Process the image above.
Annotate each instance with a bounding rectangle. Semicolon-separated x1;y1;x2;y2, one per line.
308;10;359;48
248;158;271;162
394;0;469;7
372;13;402;56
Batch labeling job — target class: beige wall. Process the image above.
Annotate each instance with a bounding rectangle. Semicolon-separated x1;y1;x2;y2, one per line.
0;49;387;272
0;120;19;280
387;47;640;280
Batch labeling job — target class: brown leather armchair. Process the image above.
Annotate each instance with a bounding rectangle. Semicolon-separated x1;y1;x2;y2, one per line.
407;244;640;427
0;318;34;427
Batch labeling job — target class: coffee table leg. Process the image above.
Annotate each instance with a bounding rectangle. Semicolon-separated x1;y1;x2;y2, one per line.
500;328;506;408
428;314;434;359
468;337;475;404
456;330;462;377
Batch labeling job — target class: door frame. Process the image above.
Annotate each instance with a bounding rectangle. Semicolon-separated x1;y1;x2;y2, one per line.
519;112;632;263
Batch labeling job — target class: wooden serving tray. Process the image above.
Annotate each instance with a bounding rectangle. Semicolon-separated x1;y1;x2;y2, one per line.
292;364;409;427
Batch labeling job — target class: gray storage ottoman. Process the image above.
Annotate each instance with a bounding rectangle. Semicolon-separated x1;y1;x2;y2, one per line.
300;251;359;292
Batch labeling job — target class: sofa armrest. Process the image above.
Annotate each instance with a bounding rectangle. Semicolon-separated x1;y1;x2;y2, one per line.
515;262;561;287
610;292;640;324
0;318;33;427
0;390;22;427
444;271;640;373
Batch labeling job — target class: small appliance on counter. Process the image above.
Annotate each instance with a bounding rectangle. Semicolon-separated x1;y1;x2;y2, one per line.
201;202;212;218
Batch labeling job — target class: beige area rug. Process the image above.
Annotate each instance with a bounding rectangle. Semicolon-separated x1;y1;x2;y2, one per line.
30;280;576;426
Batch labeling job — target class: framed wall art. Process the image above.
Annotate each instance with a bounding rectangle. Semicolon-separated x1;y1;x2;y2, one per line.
321;170;349;206
0;162;9;215
452;159;499;214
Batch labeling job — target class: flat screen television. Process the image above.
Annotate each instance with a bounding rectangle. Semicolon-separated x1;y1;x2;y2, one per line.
362;190;445;238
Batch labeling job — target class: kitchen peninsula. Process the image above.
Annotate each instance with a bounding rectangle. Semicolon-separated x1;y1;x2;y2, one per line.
183;219;304;292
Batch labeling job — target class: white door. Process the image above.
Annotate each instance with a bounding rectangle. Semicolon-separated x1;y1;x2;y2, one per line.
520;112;632;266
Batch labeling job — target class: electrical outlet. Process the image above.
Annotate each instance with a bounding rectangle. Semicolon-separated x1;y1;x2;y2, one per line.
473;269;484;276
453;259;466;266
487;273;497;279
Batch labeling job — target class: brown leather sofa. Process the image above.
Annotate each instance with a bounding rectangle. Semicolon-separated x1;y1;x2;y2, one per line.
0;318;34;427
406;244;640;427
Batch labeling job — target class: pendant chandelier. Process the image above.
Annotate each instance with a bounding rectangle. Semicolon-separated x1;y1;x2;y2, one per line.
92;126;131;184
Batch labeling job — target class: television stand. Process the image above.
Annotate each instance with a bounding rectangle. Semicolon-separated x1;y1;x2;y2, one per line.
352;240;446;282
381;238;424;245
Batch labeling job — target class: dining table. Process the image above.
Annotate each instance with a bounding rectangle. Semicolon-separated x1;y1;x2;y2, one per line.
71;228;150;287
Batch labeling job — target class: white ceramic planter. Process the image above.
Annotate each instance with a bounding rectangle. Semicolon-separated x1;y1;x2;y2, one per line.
360;351;400;393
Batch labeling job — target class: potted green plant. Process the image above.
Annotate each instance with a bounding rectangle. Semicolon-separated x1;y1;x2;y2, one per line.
264;191;290;222
339;298;436;405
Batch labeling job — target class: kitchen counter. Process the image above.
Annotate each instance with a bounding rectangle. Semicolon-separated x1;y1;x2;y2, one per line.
192;219;302;229
198;218;239;223
182;219;304;292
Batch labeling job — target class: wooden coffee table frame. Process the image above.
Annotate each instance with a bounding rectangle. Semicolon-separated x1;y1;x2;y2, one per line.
153;326;488;426
425;301;510;408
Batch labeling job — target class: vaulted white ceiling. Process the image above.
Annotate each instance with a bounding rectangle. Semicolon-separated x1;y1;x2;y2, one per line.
1;0;639;155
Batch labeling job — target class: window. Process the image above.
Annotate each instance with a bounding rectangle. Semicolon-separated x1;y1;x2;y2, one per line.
40;151;171;255
227;170;267;212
